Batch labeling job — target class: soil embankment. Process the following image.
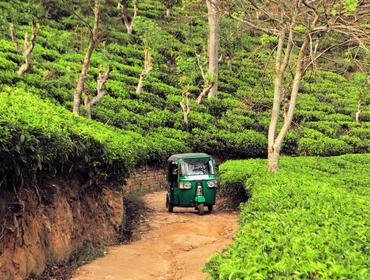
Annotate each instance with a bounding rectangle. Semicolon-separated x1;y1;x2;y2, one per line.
72;191;238;280
0;177;123;280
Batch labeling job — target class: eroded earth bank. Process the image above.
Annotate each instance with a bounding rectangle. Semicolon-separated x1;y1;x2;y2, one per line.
72;191;238;280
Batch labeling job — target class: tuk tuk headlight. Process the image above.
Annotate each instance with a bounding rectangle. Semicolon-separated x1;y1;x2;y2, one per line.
207;180;217;188
179;182;192;189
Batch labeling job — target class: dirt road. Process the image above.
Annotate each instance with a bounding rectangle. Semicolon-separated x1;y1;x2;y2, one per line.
72;191;238;280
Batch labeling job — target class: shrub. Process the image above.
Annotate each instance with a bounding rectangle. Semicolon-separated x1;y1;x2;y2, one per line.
339;135;369;153
218;112;256;132
204;98;245;117
143;80;182;97
349;127;370;140
0;56;17;70
281;131;299;155
295;110;326;122
147;109;174;128
0;91;190;190
303;121;341;137
188;111;217;130
190;128;266;159
298;137;352;156
205;154;370;279
324;113;353;122
150;127;190;143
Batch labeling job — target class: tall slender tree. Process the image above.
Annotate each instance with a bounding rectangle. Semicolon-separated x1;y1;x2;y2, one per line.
73;0;100;116
206;0;219;99
134;17;162;95
230;0;370;172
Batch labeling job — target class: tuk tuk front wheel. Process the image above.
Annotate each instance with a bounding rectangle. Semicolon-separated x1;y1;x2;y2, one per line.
166;196;174;213
198;203;204;215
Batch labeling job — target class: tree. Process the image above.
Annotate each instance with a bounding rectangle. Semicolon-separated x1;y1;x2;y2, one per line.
230;0;370;172
352;72;370;122
9;23;20;52
160;0;181;17
10;22;40;76
176;55;199;127
194;46;217;104
73;0;100;116
179;0;220;103
136;47;153;94
133;17;162;95
117;0;138;34
206;0;219;99
180;91;191;126
84;67;111;119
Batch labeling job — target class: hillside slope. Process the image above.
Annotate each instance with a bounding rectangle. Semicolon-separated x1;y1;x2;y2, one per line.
0;0;369;162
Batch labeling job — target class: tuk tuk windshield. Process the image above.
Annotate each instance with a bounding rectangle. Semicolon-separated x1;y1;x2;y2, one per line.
180;158;214;176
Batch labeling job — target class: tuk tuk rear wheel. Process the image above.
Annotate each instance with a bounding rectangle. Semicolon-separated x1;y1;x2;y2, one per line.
198;203;204;215
208;205;213;213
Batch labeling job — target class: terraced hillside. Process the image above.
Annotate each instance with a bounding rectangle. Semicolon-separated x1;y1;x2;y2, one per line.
1;0;369;162
0;1;369;279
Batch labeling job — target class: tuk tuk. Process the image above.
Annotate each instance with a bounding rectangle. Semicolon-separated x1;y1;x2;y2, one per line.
166;153;217;215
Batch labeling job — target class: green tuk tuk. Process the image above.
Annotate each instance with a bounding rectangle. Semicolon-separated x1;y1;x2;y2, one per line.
166;153;217;215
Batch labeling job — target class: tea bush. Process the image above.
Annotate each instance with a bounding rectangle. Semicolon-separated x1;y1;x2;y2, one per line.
298;137;352;156
205;154;370;279
0;90;190;189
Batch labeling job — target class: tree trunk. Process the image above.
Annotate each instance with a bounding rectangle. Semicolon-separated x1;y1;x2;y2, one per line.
136;47;152;95
73;0;100;116
196;82;214;104
127;25;133;34
267;29;286;170
9;23;20;52
17;22;38;76
118;2;137;34
267;150;280;172
85;95;92;119
166;8;171;17
180;91;191;127
312;38;320;72
206;0;219;99
136;73;144;95
84;68;110;119
355;100;361;122
268;32;309;172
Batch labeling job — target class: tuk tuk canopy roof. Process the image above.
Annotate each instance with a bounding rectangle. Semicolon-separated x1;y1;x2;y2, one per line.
167;153;211;162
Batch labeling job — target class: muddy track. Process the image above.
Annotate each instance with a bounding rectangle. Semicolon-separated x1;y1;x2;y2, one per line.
72;191;238;280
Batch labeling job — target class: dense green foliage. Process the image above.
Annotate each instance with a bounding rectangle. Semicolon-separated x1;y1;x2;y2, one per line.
0;0;369;277
0;0;368;169
205;154;370;279
0;91;189;188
